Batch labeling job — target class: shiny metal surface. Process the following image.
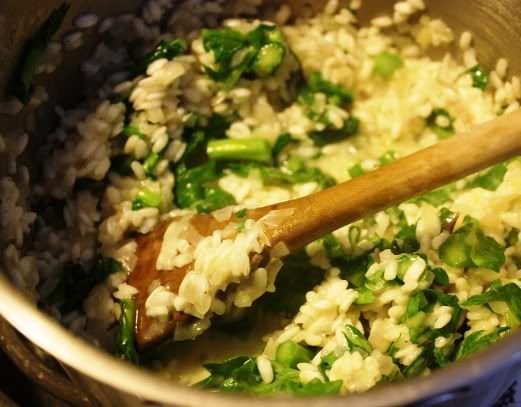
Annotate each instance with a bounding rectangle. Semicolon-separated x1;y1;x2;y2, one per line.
1;1;521;405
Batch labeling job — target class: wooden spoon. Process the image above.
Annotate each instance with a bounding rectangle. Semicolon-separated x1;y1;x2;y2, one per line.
129;108;521;348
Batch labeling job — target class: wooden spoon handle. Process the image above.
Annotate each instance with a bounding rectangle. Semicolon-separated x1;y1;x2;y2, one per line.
266;108;521;251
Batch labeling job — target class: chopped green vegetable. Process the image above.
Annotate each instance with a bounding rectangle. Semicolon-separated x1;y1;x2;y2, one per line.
309;116;360;146
119;123;145;140
410;184;455;207
432;267;449;286
318;354;338;378
468;163;507;191
114;299;139;364
391;211;419;254
455;327;509;361
427;108;455;139
10;3;70;103
275;341;313;369
439;217;505;271
46;257;122;314
385;337;401;358
463;281;521;324
433;347;451;368
131;39;187;76
203;24;287;88
228;158;335;190
348;163;365;178
131;188;162;210
466;65;489;91
299;72;353;106
207;138;272;163
364;268;386;291
272;133;296;160
174;160;236;213
354;287;375;305
401;289;462;345
332;243;388;288
403;348;431;377
373;51;403;78
200;353;342;395
322;233;349;260
195;186;236;213
379;151;397;165
344;325;372;355
142;152;161;177
178;114;231;169
506;228;519;247
252;43;286;77
235;208;248;218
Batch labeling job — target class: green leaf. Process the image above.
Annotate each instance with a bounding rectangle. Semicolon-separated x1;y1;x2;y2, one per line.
272;133;296;159
131;39;187;76
203;28;246;64
455;327;509;361
392;211;419;254
433;348;451;368
463;282;521;324
410;184;455;207
10;3;70;103
309;116;360;146
202;24;287;88
432;267;449;286
131;188;162;210
299;72;353;106
470;233;505;271
439;217;505;271
195;186;236;213
175;160;220;208
318;354;338;376
114;299;139;364
373;51;403;77
427;108;455;139
228;159;335;190
468;163;507;191
333;250;375;288
322;233;349;259
402;291;429;322
403;348;431;377
466;65;489;91
344;324;372;355
200;354;342;396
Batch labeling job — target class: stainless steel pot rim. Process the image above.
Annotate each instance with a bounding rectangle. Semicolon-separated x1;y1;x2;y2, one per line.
1;274;520;407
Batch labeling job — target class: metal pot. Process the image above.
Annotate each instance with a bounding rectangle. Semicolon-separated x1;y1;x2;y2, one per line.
1;0;521;405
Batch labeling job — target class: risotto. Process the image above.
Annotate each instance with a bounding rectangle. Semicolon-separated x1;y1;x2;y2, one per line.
2;0;521;398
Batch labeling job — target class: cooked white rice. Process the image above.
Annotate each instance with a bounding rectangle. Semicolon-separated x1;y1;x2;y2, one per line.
2;0;521;397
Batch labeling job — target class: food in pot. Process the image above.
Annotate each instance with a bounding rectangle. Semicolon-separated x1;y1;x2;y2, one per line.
2;0;521;397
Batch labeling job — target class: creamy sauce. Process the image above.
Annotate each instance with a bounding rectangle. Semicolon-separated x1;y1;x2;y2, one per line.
154;313;284;385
